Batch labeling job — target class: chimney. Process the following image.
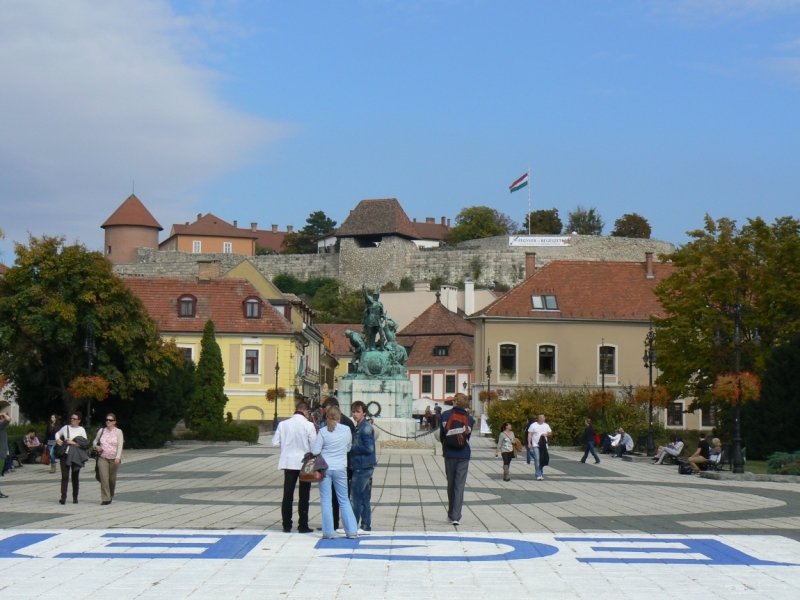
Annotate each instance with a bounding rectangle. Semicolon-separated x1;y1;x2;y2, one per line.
185;221;189;226
441;285;458;313
413;218;417;222
526;252;536;278
287;225;294;233
447;218;451;227
197;260;220;281
271;224;278;233
233;220;237;228
441;216;446;225
464;280;475;315
645;252;655;279
426;217;434;224
197;213;202;221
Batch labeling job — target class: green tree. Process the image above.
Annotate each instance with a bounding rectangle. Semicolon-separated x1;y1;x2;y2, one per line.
740;335;800;458
449;206;517;244
0;235;179;420
653;215;800;409
280;211;337;255
565;206;604;235
187;320;227;427
521;209;563;234
281;232;317;254
255;243;274;255
302;211;337;237
611;213;652;238
310;282;366;324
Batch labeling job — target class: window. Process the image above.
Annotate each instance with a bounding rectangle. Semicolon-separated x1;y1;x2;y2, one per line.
433;346;449;357
245;298;260;318
180;347;193;362
599;346;616;375
192;241;201;253
667;402;684;427
422;375;432;394
539;345;555;374
245;349;259;375
223;242;232;253
107;246;112;254
702;406;717;428
178;295;196;317
500;344;516;377
531;295;558;310
446;375;456;394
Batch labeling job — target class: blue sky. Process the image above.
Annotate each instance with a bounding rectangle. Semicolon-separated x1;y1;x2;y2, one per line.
1;0;799;260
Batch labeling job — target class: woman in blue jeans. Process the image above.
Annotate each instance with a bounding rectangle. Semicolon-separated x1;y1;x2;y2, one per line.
311;406;358;539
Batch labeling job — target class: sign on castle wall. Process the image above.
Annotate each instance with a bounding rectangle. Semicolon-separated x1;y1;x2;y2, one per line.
508;236;571;247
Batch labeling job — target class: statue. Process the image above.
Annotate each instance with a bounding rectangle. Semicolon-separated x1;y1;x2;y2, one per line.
342;282;407;380
362;282;386;351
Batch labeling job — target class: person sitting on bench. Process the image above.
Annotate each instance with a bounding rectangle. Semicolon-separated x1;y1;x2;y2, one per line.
603;431;621;454
688;433;711;472
613;429;634;457
653;436;684;464
23;429;44;463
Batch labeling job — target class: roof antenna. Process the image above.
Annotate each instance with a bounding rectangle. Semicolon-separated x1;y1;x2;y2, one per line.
132;180;135;195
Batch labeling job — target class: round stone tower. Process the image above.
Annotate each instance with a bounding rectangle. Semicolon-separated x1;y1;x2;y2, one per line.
101;194;162;264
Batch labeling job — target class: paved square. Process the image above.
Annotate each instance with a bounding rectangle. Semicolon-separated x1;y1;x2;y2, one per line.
2;436;800;598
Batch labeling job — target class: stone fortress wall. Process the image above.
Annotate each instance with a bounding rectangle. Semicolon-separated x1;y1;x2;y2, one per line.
115;234;675;288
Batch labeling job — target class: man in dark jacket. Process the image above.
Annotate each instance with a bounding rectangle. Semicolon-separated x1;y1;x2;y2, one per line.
439;393;474;526
322;397;355;532
350;401;377;532
0;412;11;498
580;418;601;464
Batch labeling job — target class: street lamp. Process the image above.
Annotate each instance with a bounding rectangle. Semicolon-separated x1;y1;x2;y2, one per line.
485;351;492;395
273;360;280;427
83;321;97;428
714;303;760;474
642;325;656;457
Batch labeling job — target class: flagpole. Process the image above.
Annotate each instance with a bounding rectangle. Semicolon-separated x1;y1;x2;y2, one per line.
527;165;531;235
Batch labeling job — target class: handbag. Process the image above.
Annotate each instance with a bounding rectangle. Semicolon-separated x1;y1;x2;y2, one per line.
299;452;329;483
512;437;524;458
53;426;70;458
42;446;51;465
90;428;104;460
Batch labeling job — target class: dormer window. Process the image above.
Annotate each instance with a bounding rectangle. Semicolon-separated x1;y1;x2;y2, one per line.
433;346;449;357
532;295;558;310
178;295;196;317
244;297;261;318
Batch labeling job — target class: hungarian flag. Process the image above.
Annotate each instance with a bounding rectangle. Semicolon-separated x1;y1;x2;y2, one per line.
509;172;529;193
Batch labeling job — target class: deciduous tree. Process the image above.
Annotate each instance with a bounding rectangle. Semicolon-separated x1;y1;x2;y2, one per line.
611;213;651;238
565;206;604;235
521;209;563;234
449;206;517;245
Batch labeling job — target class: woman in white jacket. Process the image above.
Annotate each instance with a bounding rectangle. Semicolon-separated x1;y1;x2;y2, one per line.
93;413;124;505
54;411;88;504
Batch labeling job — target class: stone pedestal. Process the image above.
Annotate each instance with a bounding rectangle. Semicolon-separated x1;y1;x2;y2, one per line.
339;379;417;439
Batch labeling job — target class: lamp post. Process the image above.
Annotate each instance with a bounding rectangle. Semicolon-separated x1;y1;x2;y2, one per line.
485;351;492;395
642;325;656;457
83;321;97;428
273;360;280;427
600;338;606;392
714;304;760;474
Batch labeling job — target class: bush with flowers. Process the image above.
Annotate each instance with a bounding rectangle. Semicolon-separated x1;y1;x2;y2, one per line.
632;384;672;408
68;375;110;403
712;372;761;405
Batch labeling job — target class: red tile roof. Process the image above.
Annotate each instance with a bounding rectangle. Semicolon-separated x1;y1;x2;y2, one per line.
316;324;361;357
476;260;674;321
253;230;287;253
124;277;295;335
334;199;420;239
398;300;474;337
397;334;474;367
102;195;163;230
168;213;258;239
0;263;9;275
412;221;450;241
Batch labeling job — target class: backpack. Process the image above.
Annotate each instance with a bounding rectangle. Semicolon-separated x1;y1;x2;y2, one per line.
593;432;601;445
443;410;471;449
679;463;694;475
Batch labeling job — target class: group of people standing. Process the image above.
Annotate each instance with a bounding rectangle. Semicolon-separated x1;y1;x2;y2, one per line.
0;411;123;505
273;397;376;538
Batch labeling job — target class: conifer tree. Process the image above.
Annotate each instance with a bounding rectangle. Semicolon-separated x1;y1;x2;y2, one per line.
188;320;227;427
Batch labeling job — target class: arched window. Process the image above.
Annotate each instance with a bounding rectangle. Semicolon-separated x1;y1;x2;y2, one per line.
178;295;196;317
244;297;261;318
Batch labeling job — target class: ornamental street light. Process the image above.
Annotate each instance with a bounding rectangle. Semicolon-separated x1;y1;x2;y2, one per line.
273;360;280;427
642;325;657;457
714;303;760;474
83;321;97;428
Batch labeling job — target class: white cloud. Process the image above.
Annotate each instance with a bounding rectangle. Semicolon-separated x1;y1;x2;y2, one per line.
0;0;290;256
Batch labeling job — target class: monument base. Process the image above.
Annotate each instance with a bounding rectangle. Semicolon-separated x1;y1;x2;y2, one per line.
339;379;417;440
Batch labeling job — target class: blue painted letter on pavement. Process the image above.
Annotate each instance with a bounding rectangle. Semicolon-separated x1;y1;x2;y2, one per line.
56;534;265;559
0;534;58;559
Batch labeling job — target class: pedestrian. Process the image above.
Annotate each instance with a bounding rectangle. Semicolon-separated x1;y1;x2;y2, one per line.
312;406;358;539
93;413;124;505
45;415;60;473
322;397;355;533
494;421;515;481
525;416;536;464
439;393;474;525
350;400;376;533
0;412;10;498
272;401;317;533
527;413;552;480
54;411;91;504
580;418;601;464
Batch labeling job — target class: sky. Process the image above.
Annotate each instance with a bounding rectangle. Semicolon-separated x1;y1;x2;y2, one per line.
1;0;800;261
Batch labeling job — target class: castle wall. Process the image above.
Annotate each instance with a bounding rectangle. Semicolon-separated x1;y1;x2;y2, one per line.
337;236;417;289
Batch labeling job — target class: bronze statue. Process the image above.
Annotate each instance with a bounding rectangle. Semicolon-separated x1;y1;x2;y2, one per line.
361;282;386;351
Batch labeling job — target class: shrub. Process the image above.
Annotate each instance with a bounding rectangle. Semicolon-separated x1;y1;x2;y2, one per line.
766;451;800;476
399;277;414;291
179;421;260;443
